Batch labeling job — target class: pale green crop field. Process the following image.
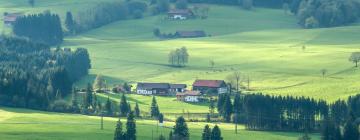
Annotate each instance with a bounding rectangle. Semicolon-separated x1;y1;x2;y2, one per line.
0;107;321;140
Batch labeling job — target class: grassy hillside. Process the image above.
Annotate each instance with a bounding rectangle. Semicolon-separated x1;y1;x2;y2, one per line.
2;0;360;101
0;107;321;140
66;6;360;100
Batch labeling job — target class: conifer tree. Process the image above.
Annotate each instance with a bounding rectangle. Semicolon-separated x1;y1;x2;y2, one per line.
114;119;125;140
343;116;359;140
65;11;76;34
120;94;129;116
173;116;189;140
223;94;233;122
150;96;160;118
202;124;211;140
126;111;136;140
211;125;223;140
134;103;140;117
105;97;113;116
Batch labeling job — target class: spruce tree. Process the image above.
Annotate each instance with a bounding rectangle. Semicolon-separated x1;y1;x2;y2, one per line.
343;117;359;140
223;94;233;122
65;11;76;34
120;94;129;116
173;116;189;140
114;119;125;140
202;124;211;140
105;97;113;116
126;111;136;140
85;83;93;109
134;103;140;117
159;113;164;123
150;96;160;118
211;125;223;140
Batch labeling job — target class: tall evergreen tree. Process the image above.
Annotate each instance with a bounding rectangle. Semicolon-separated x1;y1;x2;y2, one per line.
134;103;140;117
222;94;233;122
173;116;189;140
85;83;93;109
211;125;223;140
120;94;130;116
126;111;136;140
114;119;125;140
202;124;212;140
65;11;76;34
105;96;113;116
150;96;160;118
343;116;359;140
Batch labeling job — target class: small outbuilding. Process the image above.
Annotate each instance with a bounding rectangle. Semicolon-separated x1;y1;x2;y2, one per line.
168;9;194;20
3;12;22;26
176;90;201;102
175;30;206;38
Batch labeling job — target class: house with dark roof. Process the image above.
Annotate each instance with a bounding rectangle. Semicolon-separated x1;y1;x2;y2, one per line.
168;9;194;20
176;90;201;102
175;30;206;38
192;80;228;94
136;83;187;96
3;12;22;26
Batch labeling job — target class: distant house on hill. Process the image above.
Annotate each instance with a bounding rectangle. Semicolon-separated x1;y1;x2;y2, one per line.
176;90;201;102
192;80;228;94
168;9;194;20
3;12;22;26
136;82;186;96
175;30;206;38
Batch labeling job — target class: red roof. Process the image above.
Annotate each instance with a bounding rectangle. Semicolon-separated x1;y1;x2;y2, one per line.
192;80;225;88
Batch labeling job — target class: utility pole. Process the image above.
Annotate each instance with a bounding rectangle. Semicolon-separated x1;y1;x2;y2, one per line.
100;111;104;130
235;112;238;134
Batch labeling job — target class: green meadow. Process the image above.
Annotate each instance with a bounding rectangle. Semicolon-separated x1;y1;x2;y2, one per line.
0;0;360;139
1;0;360;100
0;107;321;140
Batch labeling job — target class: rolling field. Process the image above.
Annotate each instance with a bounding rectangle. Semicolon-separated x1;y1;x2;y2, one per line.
0;107;321;140
2;0;360;100
66;7;360;100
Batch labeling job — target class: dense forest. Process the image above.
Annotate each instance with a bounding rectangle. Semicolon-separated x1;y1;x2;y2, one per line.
185;0;360;28
13;11;63;45
0;37;91;110
216;93;360;136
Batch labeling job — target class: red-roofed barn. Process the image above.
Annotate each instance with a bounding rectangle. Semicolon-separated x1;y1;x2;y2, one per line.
192;80;228;94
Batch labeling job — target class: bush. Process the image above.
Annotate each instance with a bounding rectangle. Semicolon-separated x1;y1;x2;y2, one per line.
133;10;144;19
304;16;319;29
50;100;70;112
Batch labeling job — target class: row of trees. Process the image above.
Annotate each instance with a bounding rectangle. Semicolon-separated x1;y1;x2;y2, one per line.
0;37;91;110
13;11;63;45
168;47;189;67
321;94;360;140
291;0;360;28
65;1;149;34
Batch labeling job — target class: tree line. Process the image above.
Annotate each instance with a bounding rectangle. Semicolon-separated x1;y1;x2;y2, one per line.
0;37;91;110
13;11;63;45
65;1;149;34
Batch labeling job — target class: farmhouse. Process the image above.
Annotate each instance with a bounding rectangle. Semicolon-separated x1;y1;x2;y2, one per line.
170;84;187;93
3;12;22;26
136;83;186;96
168;9;194;20
192;80;228;94
175;30;206;38
176;90;201;102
